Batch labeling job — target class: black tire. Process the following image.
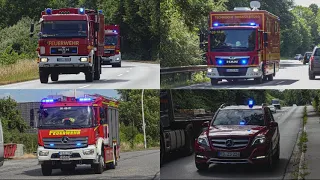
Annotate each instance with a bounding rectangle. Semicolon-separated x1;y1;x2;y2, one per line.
93;154;105;174
51;73;59;82
108;150;117;169
210;79;218;86
41;164;52;176
267;74;273;81
273;141;280;163
264;144;274;171
195;162;209;171
303;61;306;65
39;71;49;83
85;70;94;82
160;131;165;166
112;62;121;67
94;57;101;80
183;125;194;156
254;76;263;84
309;71;315;80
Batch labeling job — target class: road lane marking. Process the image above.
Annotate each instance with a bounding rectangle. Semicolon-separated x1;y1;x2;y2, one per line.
126;71;130;73
118;74;123;76
78;85;90;89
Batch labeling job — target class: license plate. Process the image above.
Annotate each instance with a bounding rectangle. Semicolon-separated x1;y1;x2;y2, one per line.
226;69;239;72
105;51;111;53
60;155;70;160
218;152;240;157
57;58;71;62
59;151;72;156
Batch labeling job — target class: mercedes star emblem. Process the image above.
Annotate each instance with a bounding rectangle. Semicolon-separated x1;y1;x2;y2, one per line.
225;139;234;147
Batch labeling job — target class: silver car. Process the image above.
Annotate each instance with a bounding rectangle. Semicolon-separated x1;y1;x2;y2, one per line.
268;105;277;113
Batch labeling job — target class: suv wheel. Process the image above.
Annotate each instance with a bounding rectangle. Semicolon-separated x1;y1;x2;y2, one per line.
273;142;280;163
264;143;274;171
210;79;218;86
195;162;209;171
309;71;315;80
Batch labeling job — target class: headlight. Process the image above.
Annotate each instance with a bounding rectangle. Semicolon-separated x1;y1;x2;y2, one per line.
253;68;259;73
40;58;48;62
39;150;49;156
80;57;88;62
116;58;120;60
208;68;213;73
252;135;266;145
197;136;209;147
83;149;94;155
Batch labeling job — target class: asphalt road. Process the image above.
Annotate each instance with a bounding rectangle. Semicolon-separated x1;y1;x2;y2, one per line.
178;60;316;89
0;61;160;89
160;106;303;179
0;149;160;179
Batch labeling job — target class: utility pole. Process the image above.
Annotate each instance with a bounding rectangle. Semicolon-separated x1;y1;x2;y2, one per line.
142;89;147;149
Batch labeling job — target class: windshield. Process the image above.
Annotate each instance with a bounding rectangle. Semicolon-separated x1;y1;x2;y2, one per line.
272;100;280;104
105;35;118;46
39;106;94;129
212;109;264;126
210;29;256;52
41;21;87;38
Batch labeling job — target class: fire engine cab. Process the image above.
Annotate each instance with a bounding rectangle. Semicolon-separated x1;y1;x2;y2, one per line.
101;25;122;67
35;94;120;176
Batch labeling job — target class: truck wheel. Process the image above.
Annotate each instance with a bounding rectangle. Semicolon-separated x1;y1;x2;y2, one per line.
160;132;165;166
85;70;94;82
309;71;315;80
210;79;218;85
39;71;49;83
195;162;209;171
93;154;104;174
267;74;273;81
108;149;117;169
51;73;59;82
254;76;263;84
41;164;52;176
183;125;194;156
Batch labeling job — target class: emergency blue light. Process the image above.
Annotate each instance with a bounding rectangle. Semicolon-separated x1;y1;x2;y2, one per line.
42;99;54;103
248;99;254;108
51;49;56;53
98;10;103;14
50;143;54;147
217;59;223;65
79;8;85;14
71;49;77;53
113;30;117;33
78;98;92;102
45;8;52;15
249;22;256;26
240;121;245;125
241;59;247;65
213;23;219;27
76;143;81;146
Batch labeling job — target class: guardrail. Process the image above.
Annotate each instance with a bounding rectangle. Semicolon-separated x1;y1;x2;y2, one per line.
160;65;208;87
4;143;17;159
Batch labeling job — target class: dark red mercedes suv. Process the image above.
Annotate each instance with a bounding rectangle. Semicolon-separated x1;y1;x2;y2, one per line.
195;103;280;171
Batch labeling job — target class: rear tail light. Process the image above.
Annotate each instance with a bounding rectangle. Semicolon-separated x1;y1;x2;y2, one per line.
310;56;314;64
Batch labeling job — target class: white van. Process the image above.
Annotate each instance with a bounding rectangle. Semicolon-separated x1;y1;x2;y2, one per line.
0;119;4;167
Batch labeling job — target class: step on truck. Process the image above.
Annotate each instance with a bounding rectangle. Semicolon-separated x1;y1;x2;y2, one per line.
101;25;122;67
160;90;212;165
200;1;280;85
30;94;120;176
30;8;105;83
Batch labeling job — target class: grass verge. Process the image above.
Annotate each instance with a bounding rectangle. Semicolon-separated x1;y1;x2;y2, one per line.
0;59;38;85
120;141;159;152
161;72;210;88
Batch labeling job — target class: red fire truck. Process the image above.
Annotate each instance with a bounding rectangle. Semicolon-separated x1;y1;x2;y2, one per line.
200;3;280;85
34;94;120;176
30;8;105;83
101;25;122;67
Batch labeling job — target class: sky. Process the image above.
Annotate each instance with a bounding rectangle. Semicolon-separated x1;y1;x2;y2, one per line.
0;89;120;102
294;0;320;7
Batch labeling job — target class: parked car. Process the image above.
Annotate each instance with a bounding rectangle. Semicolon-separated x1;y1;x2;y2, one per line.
309;46;320;80
268;105;277;113
303;52;312;64
294;54;303;60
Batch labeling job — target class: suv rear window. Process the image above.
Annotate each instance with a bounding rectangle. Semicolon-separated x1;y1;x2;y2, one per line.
212;109;265;126
315;49;320;56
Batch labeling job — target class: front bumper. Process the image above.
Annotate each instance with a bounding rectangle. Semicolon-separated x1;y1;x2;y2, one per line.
37;145;98;164
207;67;262;79
195;145;269;165
101;54;121;65
38;56;92;68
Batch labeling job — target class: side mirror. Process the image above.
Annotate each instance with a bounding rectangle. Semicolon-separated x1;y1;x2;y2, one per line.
202;121;210;127
270;121;278;127
30;23;34;37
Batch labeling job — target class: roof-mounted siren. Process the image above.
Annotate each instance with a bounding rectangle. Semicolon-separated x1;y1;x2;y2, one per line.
233;7;251;11
79;8;85;14
250;1;261;11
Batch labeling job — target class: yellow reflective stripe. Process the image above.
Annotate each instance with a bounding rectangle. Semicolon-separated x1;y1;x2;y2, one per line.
94;126;99;131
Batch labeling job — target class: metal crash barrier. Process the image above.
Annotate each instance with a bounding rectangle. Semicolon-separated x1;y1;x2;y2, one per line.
4;143;17;159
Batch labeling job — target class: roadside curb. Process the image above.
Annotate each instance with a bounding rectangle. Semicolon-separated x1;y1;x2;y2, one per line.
298;126;306;180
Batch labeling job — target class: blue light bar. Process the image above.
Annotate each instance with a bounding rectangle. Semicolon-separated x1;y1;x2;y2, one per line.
45;8;52;15
217;59;223;65
249;22;256;26
213;23;219;27
98;10;103;14
42;99;54;103
113;30;117;33
241;59;247;65
76;143;81;146
78;98;92;102
248;99;254;108
240;121;245;125
50;143;54;147
79;8;85;14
